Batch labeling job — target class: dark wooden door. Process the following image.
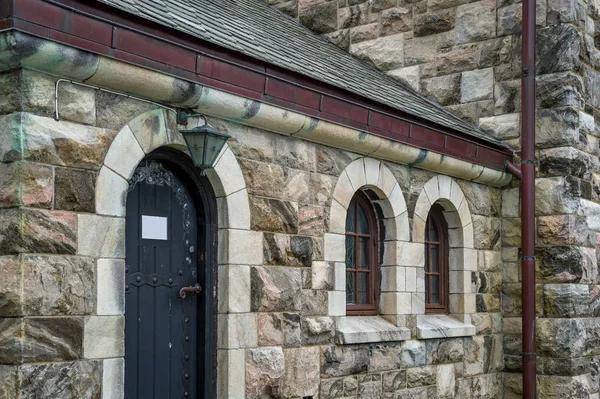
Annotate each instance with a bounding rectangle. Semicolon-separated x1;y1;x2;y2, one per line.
125;160;201;399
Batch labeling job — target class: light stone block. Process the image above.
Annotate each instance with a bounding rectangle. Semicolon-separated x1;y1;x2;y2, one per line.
217;313;257;349
449;181;465;210
84;316;125;359
423;177;440;205
436;364;456;398
363;157;380;186
388;183;407;217
438;175;452;199
449;271;472;294
335;316;410;344
218;229;263;265
96;166;128;217
397;241;425;266
334;262;346;291
463;223;474;248
502;187;520;218
220;265;250;313
78;215;125;258
396;212;410;241
222;188;251;230
127;109;169;154
443;209;462;229
324;233;346;262
416;267;425;293
449;293;476;314
406;266;417;292
332;171;355;209
461;68;494;103
380;266;397;292
345;158;366;190
381;241;397;266
208;146;247;198
329;199;347;235
217;349;245;399
413;193;431;222
104;125;145;180
378;166;398;198
387;65;420;91
102;358;124;399
412;214;426;243
457;198;473;227
328;291;346;316
411;293;425;314
97;258;125;316
449;248;477;271
416;315;476;339
381;292;412;315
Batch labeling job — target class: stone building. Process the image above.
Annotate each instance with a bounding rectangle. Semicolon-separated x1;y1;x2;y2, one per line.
0;0;596;398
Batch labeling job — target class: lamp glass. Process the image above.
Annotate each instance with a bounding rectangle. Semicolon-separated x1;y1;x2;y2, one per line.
180;125;230;169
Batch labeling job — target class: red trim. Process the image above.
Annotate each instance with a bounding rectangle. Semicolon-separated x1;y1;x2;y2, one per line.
4;0;514;171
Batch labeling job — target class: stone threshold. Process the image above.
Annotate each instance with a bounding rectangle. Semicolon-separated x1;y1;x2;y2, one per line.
416;314;476;339
334;316;411;344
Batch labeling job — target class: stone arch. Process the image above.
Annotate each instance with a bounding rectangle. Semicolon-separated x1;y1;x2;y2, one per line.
411;175;477;321
90;108;256;398
321;157;409;321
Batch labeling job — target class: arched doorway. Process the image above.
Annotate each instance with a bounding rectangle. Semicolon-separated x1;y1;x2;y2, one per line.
123;147;217;399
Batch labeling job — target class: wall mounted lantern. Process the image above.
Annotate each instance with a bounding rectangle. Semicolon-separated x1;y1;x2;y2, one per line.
176;111;231;173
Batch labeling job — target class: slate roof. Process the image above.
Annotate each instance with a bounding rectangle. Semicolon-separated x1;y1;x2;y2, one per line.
96;0;505;147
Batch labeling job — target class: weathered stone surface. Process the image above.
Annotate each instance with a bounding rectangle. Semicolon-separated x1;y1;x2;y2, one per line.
350;23;380;44
0;209;77;255
472;215;500;250
57;82;96;125
537;72;584;109
324;29;350;51
23;255;95;316
211;119;274;163
536;107;580;149
316;147;359;176
309;172;336;206
479;113;520;140
251;267;302;311
283;347;320;397
302;316;334;345
380;7;412;35
349;34;404;71
245;346;284;398
536;177;583;216
0;256;21;316
414;10;455;37
320;377;344;399
0;71;21;115
461;68;493;103
585;66;600;109
263;233;314;267
339;3;373;29
426;338;464;364
435;44;478;75
445;100;494;125
406;365;436;387
302;289;328;315
240;159;310;203
0;162;53;209
387;65;421;91
539;147;598;180
357;374;382;398
404;35;437;67
283;312;302;348
0;365;18;398
78;215;125;258
271;0;298;18
21;360;102;399
494;79;521;115
544;284;591;317
0;113;115;169
538;215;590;246
478;36;515;68
274;135;316;171
369;344;402;372
420;74;461;106
321;346;369;377
497;4;523;36
54;167;97;212
501;283;543;316
298;205;325;236
257;313;284;346
21;317;84;362
537;318;586;358
537;25;583;74
299;0;337;34
455;180;500;216
382;369;407;392
96;92;156;131
537;246;597;283
456;1;496;44
250;197;298;234
401;340;427;367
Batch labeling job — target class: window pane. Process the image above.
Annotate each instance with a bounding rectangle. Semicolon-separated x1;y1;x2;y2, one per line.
424;243;429;273
357;204;369;234
346;272;355;304
345;235;354;269
357;272;369;304
429;219;439;242
431;245;439;273
346;200;356;233
357;237;369;269
430;275;439;304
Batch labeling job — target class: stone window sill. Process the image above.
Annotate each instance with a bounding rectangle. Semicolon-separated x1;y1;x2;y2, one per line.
335;316;411;345
416;314;476;339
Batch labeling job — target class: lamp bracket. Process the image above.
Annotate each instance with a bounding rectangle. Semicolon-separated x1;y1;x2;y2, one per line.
176;110;206;126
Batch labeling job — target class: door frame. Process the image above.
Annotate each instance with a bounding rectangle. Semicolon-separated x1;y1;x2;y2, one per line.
130;147;218;399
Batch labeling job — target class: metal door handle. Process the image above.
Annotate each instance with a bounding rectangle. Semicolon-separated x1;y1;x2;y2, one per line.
179;283;201;298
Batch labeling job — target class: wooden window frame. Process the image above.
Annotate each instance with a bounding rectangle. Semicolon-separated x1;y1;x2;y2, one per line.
345;191;380;315
424;204;449;313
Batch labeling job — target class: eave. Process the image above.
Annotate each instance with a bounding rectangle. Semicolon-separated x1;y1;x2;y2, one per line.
0;0;514;185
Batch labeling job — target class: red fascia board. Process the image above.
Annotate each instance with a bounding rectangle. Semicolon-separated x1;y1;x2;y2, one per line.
9;0;513;171
0;0;14;19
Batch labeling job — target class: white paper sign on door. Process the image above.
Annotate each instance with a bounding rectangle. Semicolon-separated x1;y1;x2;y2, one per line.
141;215;168;240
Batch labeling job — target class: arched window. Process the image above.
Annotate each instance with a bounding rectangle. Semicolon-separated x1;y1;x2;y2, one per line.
345;191;379;315
424;204;449;313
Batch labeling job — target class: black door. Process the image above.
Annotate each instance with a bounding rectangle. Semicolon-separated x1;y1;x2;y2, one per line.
125;159;210;399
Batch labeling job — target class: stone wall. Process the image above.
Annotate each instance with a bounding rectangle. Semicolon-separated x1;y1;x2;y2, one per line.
275;0;600;396
0;68;505;398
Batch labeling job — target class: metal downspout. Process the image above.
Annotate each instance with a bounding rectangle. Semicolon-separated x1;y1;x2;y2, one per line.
522;0;537;394
505;0;536;394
